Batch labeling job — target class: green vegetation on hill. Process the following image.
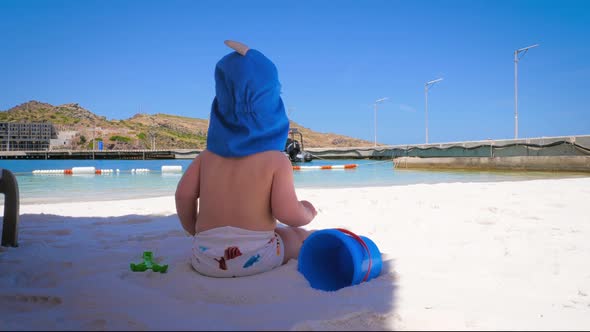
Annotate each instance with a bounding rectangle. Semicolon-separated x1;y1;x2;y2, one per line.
1;100;375;150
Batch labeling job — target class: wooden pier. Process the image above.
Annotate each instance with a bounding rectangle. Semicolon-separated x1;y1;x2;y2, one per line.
0;149;200;160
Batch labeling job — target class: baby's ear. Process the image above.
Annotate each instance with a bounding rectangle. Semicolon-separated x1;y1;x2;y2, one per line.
224;40;249;56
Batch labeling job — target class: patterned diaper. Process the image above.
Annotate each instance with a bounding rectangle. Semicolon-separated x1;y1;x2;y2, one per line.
191;226;284;278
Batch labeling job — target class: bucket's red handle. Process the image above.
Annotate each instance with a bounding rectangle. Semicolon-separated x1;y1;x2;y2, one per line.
336;228;372;282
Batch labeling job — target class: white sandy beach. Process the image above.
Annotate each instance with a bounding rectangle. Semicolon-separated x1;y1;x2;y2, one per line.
1;177;590;330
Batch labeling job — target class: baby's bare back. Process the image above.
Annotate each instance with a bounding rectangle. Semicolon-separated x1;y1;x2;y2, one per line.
195;150;283;233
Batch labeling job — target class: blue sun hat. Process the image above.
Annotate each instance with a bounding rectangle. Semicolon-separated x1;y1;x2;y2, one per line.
206;40;289;157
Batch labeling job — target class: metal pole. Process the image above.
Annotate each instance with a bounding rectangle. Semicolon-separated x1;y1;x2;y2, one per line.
372;97;388;147
514;50;518;139
424;78;442;144
374;103;377;147
425;85;429;144
513;44;539;140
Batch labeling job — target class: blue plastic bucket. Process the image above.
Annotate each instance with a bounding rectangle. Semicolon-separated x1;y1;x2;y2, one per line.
298;228;382;291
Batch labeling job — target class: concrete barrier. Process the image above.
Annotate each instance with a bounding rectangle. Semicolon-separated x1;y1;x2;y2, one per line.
307;135;590;160
393;156;590;172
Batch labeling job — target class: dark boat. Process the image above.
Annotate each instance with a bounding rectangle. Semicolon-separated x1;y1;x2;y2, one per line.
284;128;313;163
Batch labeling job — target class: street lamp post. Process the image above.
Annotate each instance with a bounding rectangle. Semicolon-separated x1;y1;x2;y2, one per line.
373;97;389;147
424;78;443;144
514;44;539;139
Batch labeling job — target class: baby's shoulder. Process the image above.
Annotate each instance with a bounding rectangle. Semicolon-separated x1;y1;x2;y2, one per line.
256;151;291;167
199;149;289;171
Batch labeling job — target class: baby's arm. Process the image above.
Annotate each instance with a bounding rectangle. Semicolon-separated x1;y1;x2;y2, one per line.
271;155;317;227
175;155;201;236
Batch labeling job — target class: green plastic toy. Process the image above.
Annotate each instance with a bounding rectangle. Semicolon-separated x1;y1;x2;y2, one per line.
130;251;168;273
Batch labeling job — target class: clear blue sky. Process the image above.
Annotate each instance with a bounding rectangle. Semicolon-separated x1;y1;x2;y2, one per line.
1;0;589;145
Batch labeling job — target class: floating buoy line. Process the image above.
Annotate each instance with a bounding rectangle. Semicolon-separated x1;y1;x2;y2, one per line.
291;152;394;171
31;166;184;175
292;164;358;170
29;159;393;175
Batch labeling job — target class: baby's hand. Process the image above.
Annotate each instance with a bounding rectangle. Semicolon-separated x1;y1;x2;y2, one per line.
300;200;317;219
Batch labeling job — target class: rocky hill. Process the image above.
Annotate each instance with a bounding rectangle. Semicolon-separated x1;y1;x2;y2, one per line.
0;101;374;150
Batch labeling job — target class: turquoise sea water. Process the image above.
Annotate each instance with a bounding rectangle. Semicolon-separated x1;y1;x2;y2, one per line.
1;159;588;204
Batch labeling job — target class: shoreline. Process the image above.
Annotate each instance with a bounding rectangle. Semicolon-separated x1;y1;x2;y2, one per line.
9;171;590;206
6;176;590;211
2;178;590;330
